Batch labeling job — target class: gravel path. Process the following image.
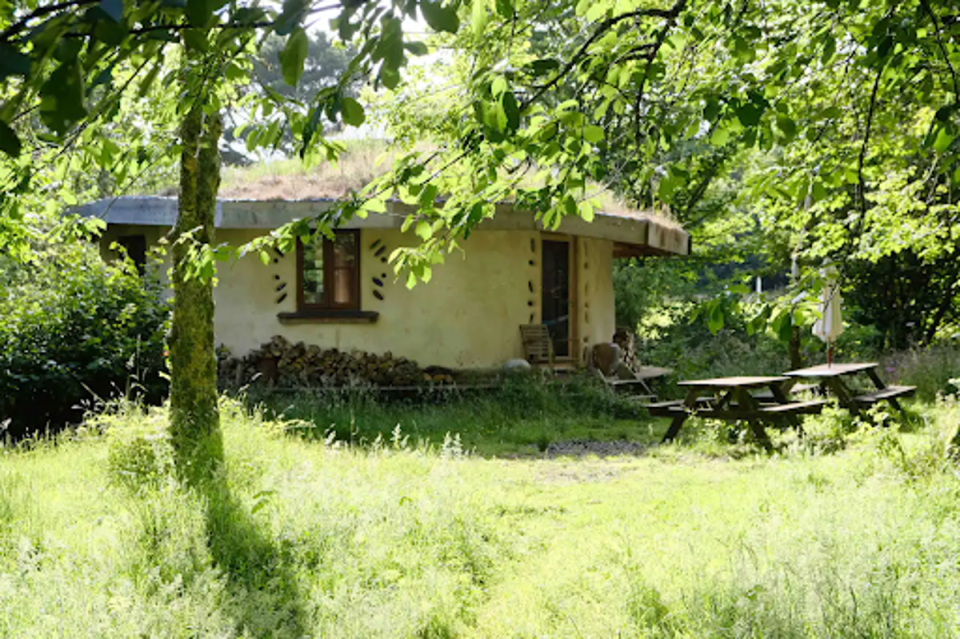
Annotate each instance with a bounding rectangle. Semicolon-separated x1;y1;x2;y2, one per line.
543;439;649;458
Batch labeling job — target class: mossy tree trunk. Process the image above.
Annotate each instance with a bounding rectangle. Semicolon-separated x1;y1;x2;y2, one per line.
168;103;224;482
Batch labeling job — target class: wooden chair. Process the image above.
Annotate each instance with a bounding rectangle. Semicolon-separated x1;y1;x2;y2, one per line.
519;324;577;370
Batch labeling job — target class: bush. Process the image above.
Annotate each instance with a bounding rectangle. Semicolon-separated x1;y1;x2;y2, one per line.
0;244;169;439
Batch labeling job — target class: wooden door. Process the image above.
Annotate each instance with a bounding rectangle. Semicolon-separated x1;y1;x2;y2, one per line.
541;239;572;357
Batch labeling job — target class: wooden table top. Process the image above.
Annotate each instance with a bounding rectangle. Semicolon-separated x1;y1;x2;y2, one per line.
783;362;878;378
677;376;789;388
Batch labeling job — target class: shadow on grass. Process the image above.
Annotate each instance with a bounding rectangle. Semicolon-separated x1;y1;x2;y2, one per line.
201;476;309;638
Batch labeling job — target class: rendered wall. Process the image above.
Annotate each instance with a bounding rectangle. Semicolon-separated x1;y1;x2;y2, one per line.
575;237;616;360
99;226;617;369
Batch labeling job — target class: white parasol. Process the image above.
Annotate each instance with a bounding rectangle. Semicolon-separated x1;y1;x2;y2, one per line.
812;264;843;365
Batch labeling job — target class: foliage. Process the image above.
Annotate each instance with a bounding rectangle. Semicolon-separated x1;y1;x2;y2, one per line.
249;373;654;457
881;342;960;401
2;398;960;636
0;244;168;439
222;31;357;162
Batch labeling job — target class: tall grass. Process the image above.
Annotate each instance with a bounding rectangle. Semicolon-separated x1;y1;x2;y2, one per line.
882;342;960;400
247;374;657;456
1;396;959;637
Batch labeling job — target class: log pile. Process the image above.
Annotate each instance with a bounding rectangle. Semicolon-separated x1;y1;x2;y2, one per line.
218;335;455;388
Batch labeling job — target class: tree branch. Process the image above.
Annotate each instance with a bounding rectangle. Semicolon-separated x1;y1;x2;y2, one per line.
919;0;959;100
522;0;687;110
857;65;883;218
0;0;99;43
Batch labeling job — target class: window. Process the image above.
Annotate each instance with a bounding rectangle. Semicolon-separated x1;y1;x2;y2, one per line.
297;230;360;310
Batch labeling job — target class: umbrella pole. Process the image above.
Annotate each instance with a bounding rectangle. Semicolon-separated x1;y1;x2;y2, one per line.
827;344;833;366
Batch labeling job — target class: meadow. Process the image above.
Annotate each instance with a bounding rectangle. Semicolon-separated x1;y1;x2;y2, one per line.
2;387;960;638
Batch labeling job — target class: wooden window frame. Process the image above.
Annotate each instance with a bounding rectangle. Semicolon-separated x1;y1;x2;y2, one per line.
295;229;361;312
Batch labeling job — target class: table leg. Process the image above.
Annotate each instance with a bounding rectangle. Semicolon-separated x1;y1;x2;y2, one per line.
660;388;699;443
768;382;803;433
746;420;774;451
865;368;905;415
661;414;687;443
735;389;774;450
823;376;859;415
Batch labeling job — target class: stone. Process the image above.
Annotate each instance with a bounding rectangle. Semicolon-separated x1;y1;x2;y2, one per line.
503;358;533;374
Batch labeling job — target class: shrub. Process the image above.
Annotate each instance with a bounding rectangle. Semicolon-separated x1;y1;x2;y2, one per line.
0;244;169;439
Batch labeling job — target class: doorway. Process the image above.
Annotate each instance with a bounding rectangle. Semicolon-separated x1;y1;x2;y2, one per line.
541;239;572;357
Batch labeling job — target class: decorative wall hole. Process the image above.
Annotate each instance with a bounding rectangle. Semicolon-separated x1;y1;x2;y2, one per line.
370;238;382;249
381;257;387;264
527;300;534;307
375;246;387;257
381;272;387;278
529;313;535;323
584;262;589;270
273;258;279;264
528;260;535;266
273;247;285;259
530;238;536;253
276;283;286;292
274;274;280;280
373;277;384;287
373;290;384;301
276;292;288;304
527;280;534;293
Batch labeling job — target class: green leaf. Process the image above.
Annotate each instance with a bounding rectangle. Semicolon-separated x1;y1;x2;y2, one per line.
186;0;211;26
933;127;955;153
578;200;595;222
776;115;796;141
279;28;309;86
583;125;604;143
472;0;488;39
736;102;765;127
707;304;724;334
182;28;208;52
502;91;520;132
0;45;31;81
404;41;429;55
419;183;439;208
495;0;513;17
379;66;401;90
341;97;365;126
709;125;730;146
528;58;560;76
421;1;460;33
0;120;22;157
275;0;309;35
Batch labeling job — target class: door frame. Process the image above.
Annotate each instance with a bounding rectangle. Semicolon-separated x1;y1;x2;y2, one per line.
540;233;578;360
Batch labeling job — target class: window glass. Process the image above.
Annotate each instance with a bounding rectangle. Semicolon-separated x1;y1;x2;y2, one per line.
299;231;359;309
302;239;325;305
331;232;356;306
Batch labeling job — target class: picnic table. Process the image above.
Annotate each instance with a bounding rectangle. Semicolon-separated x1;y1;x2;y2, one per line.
782;362;915;417
647;376;827;451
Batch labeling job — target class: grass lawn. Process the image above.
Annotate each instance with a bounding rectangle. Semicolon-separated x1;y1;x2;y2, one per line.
2;395;959;637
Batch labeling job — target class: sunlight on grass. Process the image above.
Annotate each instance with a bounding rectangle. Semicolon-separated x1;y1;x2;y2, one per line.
1;394;959;637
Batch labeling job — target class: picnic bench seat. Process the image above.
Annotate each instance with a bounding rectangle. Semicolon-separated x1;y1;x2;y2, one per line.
852;385;916;405
644;397;713;416
760;399;828;415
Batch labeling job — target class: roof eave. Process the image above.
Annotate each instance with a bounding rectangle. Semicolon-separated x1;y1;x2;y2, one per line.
75;196;690;257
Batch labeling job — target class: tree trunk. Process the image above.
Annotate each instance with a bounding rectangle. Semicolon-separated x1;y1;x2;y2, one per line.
168;104;224;482
788;324;803;369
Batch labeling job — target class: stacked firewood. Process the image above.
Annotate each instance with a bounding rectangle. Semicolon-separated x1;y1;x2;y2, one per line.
218;335;454;388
